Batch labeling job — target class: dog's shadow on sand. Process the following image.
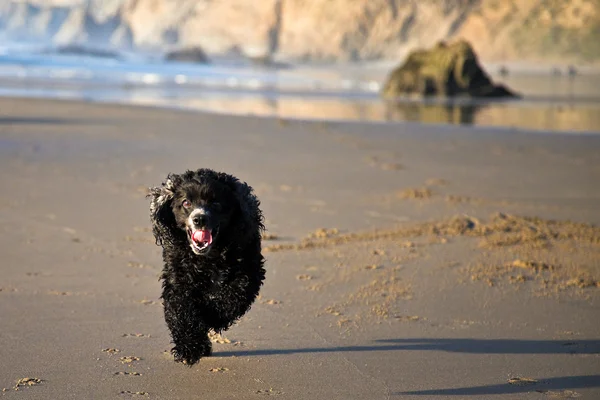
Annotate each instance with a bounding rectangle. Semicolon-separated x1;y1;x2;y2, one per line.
217;338;600;396
217;338;600;357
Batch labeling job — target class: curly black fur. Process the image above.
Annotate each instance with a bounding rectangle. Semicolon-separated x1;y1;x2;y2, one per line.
148;168;265;365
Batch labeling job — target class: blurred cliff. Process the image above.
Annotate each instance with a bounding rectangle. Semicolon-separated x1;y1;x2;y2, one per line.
1;0;598;64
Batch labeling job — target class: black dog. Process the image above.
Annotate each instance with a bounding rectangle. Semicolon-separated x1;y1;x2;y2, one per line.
148;169;265;365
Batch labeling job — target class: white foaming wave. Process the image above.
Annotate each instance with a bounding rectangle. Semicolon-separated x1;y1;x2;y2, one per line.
225;77;239;87
246;78;262;89
0;47;387;104
141;73;161;84
174;74;188;84
49;69;84;79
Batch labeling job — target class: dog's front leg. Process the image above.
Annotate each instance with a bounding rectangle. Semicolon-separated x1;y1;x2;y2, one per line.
162;288;212;365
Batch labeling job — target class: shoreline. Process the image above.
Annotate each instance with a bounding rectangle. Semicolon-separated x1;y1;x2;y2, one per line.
1;48;600;134
1;93;599;136
1;96;599;399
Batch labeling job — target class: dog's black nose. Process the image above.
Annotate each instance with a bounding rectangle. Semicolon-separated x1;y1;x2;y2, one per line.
192;214;207;227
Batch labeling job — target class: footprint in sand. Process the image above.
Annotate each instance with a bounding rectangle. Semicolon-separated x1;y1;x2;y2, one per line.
394;315;422;322
119;390;148;397
12;378;43;391
507;377;538;386
397;187;433;200
119;356;141;365
122;333;151;338
209;332;232;344
255;388;284;396
324;306;343;316
114;372;142;376
209;367;230;373
48;290;73;296
262;299;282;305
138;299;160;306
261;233;280;241
306;228;339;239
208;332;244;346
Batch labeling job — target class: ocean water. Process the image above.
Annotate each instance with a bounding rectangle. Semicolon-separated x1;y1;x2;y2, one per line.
0;44;599;133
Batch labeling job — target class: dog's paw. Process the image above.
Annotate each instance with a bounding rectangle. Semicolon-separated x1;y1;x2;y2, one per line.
172;343;212;366
172;348;201;366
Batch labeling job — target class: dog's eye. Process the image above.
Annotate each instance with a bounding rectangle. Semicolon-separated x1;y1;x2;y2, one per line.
212;203;222;212
182;199;191;208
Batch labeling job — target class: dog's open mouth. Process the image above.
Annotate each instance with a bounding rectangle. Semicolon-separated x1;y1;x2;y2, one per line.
188;228;214;254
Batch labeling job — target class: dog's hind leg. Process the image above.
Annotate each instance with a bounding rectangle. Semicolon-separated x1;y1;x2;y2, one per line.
162;289;212;365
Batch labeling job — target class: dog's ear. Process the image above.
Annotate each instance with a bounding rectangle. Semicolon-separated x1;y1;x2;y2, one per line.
231;178;265;240
210;169;264;242
148;173;180;246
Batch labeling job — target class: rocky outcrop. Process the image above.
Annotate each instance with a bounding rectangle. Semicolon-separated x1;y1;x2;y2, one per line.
164;47;209;64
0;0;598;64
382;41;517;98
50;44;122;59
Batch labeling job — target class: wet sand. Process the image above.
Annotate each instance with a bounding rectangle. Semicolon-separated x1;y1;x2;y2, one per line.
0;97;599;399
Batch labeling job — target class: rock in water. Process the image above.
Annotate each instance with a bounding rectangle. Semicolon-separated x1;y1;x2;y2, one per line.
164;47;210;64
382;40;518;99
53;44;122;59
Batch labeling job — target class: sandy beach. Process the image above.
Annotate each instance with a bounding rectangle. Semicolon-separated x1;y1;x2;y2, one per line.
0;97;599;399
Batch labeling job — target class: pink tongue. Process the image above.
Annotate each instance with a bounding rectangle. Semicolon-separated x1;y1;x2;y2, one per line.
192;230;212;244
